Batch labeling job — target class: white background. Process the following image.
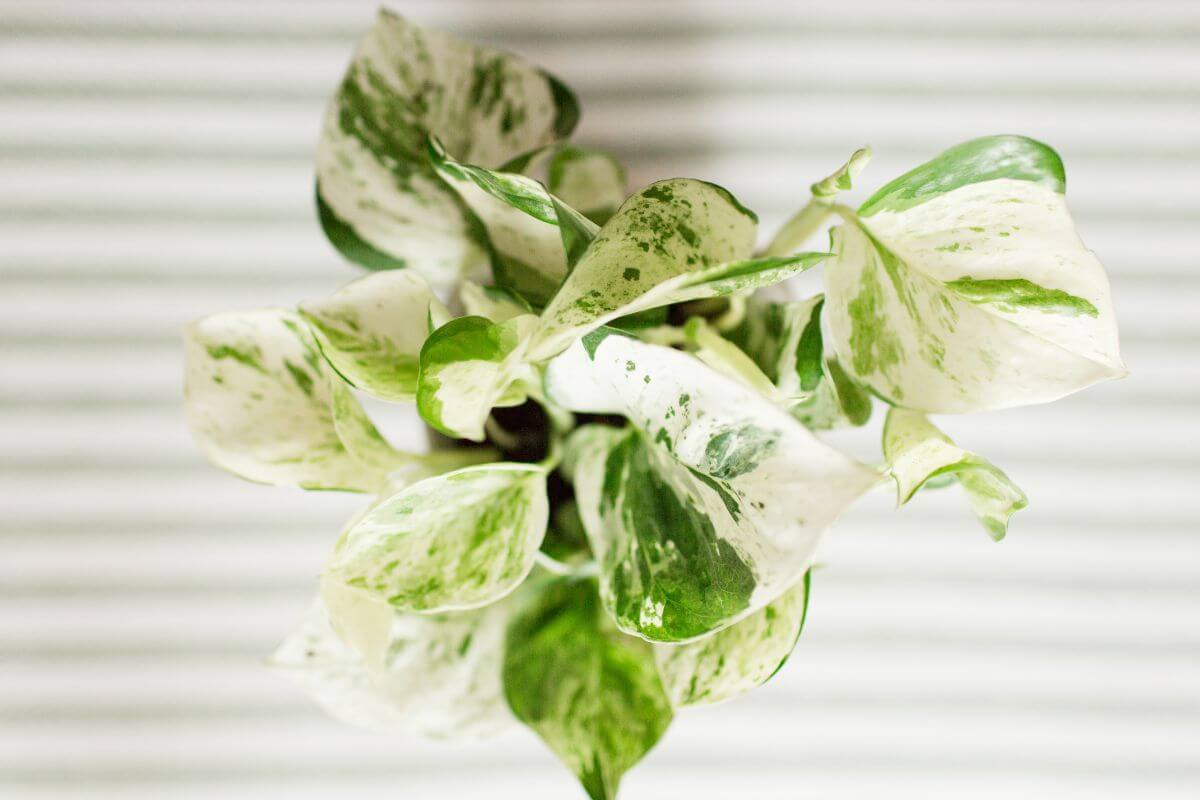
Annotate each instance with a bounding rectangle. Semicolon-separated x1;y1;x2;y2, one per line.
1;1;1198;798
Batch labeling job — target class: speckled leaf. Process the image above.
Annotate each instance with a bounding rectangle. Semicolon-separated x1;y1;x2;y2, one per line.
324;462;549;613
529;178;760;359
655;570;811;707
417;314;538;441
503;577;672;800
548;146;627;224
824;135;1125;412
883;407;1027;540
430;139;599;305
183;308;393;491
553;334;879;642
315;10;578;291
270;586;513;739
299;271;448;402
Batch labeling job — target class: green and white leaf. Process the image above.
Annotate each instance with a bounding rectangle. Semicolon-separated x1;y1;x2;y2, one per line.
459;280;533;322
417;314;538;441
655;571;811;707
324;462;549;613
503;577;672;800
553;334;880;642
299;270;448;402
315;10;578;290
548;146;627;224
184;308;392;491
823;135;1125;412
883;407;1027;540
269;585;513;738
430;139;599;306
530;178;761;360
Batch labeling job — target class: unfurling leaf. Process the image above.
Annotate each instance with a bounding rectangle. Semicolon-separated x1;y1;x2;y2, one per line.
551;334;879;642
655;571;811;707
823;135;1125;412
417;314;538;441
299;271;448;402
503;577;672;800
323;463;549;612
316;10;578;290
883;407;1028;540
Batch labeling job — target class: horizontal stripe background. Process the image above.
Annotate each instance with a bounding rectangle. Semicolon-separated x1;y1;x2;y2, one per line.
1;1;1198;798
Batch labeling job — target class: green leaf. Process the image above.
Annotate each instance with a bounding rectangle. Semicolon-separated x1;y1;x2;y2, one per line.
551;336;879;642
503;577;672;800
269;583;513;738
548;146;627;225
882;407;1028;540
530;178;763;360
429;138;599;306
299;271;448;402
823;135;1124;412
655;570;811;707
858;135;1064;217
183;308;392;491
324;462;549;613
315;10;578;291
417;314;538;441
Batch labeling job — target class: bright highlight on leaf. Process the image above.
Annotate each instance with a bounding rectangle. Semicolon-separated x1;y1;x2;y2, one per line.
655;570;811;707
883;407;1028;540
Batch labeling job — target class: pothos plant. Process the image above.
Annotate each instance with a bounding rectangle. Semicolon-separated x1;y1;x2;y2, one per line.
182;10;1125;799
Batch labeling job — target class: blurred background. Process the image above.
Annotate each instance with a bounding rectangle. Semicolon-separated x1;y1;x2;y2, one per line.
2;1;1198;797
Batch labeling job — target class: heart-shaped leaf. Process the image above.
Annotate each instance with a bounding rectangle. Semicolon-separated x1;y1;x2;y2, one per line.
503;576;672;800
551;334;880;642
316;10;579;291
324;462;549;613
823;135;1125;412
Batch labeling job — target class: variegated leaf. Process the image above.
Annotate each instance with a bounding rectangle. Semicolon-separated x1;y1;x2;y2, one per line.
824;135;1125;412
530;178;764;360
429;139;599;305
883;407;1027;540
655;571;810;707
299;271;448;403
269;586;513;739
766;147;871;257
323;462;549;613
553;333;880;642
417;314;539;441
548;146;627;224
503;576;672;800
183;309;389;491
316;10;578;291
